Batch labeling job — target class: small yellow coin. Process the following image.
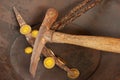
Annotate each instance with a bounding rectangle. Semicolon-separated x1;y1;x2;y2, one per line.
67;68;80;79
44;57;55;69
20;25;31;35
31;30;39;38
24;47;33;54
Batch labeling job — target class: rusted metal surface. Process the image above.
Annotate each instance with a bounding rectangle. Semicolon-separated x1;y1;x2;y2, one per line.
13;7;73;78
28;1;101;77
0;0;120;80
30;8;58;77
10;24;101;80
51;0;101;30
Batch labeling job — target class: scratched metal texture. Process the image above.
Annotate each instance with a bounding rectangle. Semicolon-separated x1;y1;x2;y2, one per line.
0;0;120;80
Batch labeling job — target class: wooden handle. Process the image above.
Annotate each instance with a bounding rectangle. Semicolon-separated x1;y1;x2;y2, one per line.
52;32;120;53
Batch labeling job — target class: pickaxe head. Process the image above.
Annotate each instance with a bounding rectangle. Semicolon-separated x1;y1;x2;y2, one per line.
30;8;58;77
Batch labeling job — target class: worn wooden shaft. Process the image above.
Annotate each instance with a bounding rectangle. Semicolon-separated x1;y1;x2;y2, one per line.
51;32;120;53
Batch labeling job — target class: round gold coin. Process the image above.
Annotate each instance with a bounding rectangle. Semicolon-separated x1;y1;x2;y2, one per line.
24;47;33;54
31;30;38;38
20;25;31;35
44;57;55;69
